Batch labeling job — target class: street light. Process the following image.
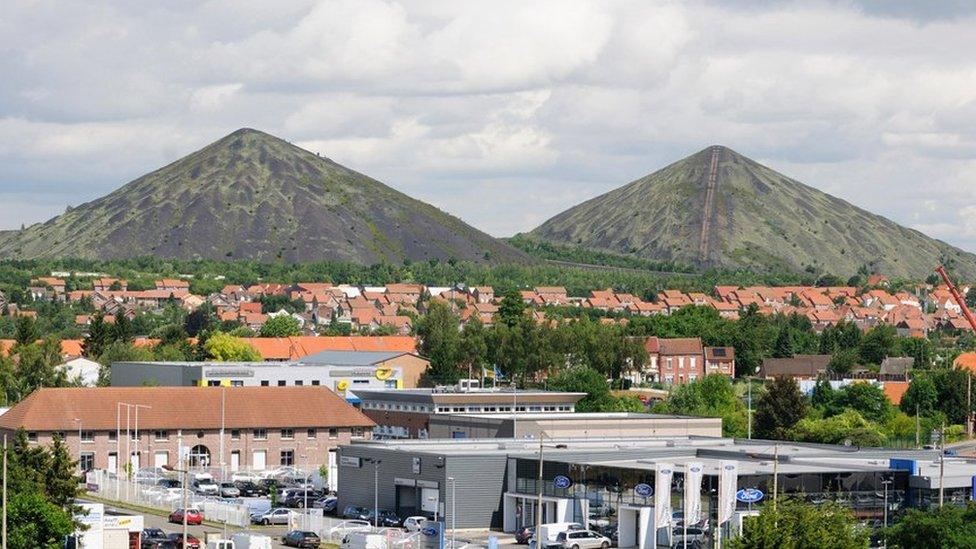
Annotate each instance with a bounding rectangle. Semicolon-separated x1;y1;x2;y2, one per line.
364;458;382;527
881;477;892;549
447;476;457;548
747;366;759;439
535;434;568;549
162;463;189;548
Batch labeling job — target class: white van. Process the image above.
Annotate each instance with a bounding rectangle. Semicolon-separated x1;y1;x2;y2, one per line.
206;541;235;549
230;532;274;549
534;523;585;546
341;532;388;549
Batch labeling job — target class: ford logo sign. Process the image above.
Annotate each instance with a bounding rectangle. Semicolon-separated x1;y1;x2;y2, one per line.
634;483;653;498
553;475;573;489
736;488;764;503
421;526;438;537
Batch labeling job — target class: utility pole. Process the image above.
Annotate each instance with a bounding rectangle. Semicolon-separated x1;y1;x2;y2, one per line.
882;477;891;549
772;444;779;514
915;403;920;448
939;422;946;508
747;377;752;440
3;433;8;549
536;435;545;546
969;374;973;438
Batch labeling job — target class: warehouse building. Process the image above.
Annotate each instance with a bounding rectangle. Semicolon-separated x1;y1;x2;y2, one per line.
427;412;722;439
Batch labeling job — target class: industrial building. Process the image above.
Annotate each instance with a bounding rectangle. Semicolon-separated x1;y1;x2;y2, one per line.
427;412;722;439
110;351;429;401
337;436;976;547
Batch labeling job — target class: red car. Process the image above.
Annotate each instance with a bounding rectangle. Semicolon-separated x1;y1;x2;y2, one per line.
168;508;203;525
167;533;202;549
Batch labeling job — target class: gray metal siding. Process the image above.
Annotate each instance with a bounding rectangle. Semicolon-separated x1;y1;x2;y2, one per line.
445;455;509;529
337;446;447;518
111;362;192;387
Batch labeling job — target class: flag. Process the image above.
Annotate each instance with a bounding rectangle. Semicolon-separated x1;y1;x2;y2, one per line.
482;366;495;380
684;461;704;526
655;462;674;528
718;460;738;525
494;365;505;380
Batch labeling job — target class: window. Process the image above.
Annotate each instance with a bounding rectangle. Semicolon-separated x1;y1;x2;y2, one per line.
207;380;221;387
231;430;241;441
328;428;338;439
53;431;66;440
231;380;244;387
80;430;95;443
280;450;295;466
295;380;303;386
80;452;95;472
260;380;270;387
27;432;37;443
154;430;169;442
307;429;316;439
108;431;118;441
351;427;365;438
281;429;294;440
311;380;320;386
277;380;286;387
253;429;267;440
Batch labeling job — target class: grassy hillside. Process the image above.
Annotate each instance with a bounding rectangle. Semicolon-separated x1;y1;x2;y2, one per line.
531;146;976;279
0;129;529;265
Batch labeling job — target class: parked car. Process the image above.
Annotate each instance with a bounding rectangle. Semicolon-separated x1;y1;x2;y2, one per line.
250;507;292;526
313;495;337;513
167;533;202;549
141;528;172;548
235;480;267;497
403;516;429;533
283;492;316;508
328;520;371;538
158;478;182;489
552;530;610;549
193;478;219;496
342;506;371;521
136;467;170;485
231;471;260;483
282;530;322;548
366;509;401;527
168;508;203;525
514;526;535;545
219;482;240;498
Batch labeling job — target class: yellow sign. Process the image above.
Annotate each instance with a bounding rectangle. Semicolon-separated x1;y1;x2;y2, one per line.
375;367;394;381
337;380;349;392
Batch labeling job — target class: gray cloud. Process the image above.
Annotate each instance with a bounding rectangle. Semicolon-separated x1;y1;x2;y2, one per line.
2;0;976;254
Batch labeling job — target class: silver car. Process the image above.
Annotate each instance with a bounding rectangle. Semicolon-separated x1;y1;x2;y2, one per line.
554;530;611;549
250;507;292;525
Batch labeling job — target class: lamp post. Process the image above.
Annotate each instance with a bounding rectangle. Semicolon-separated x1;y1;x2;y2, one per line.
448;476;457;548
364;458;382;527
162;462;189;548
747;366;759;439
881;477;892;549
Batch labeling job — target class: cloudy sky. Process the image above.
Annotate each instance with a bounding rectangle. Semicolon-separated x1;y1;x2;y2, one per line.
2;0;976;250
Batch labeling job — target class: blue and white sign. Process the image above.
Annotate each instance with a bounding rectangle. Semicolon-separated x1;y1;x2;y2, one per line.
421;527;439;537
553;475;573;489
736;488;764;503
634;483;653;498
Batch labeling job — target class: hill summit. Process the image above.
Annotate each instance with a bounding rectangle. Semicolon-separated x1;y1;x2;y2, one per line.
531;145;976;279
0;128;528;264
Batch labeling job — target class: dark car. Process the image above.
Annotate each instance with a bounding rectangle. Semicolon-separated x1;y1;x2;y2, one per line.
283;492;316;508
157;478;182;489
235;480;267;497
313;496;338;514
367;509;401;527
167;533;201;549
342;506;371;521
283;530;322;548
515;526;535;544
141;528;171;548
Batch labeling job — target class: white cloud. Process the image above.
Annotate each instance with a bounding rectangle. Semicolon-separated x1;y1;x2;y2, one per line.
0;0;975;256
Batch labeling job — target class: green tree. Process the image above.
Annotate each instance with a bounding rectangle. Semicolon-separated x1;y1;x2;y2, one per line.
13;315;38;346
417;301;461;384
497;290;526;327
458;318;489;381
754;377;808;440
6;491;76;549
773;325;794;358
259;315;302;337
900;373;938;417
658;374;747;437
547;366;641;412
45;435;81;507
827;348;859;376
887;501;976;549
184;305;215;337
203;332;262;361
828;382;893;423
16;338;67;398
110;314;134;344
810;376;835;409
790;409;886;446
82;312;110;359
729;496;868;549
858;325;897;365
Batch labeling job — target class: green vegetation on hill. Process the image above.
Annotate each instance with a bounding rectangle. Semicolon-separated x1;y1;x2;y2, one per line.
0;128;528;265
531;145;976;279
505;234;695;273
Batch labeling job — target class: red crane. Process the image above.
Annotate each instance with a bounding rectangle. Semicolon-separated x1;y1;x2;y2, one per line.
935;265;976;332
935;265;976;438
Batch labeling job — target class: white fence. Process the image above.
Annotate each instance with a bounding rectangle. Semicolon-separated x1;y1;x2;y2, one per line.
86;470;253;527
293;514;426;546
